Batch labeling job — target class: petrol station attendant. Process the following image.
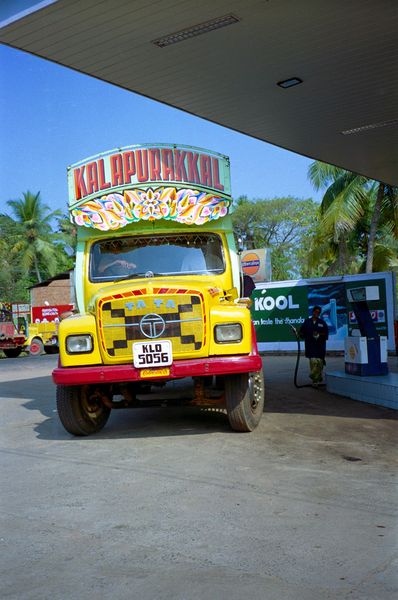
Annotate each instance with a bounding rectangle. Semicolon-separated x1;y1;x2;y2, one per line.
299;305;329;386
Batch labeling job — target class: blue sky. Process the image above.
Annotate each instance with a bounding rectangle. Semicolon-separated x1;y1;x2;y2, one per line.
0;44;321;216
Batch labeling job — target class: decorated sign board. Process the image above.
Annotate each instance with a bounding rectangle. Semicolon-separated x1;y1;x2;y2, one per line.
68;144;232;231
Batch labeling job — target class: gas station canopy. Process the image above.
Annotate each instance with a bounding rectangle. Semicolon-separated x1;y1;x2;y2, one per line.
1;0;397;186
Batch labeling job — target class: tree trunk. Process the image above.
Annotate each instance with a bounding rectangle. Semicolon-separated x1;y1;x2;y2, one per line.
34;256;42;283
366;183;385;273
338;237;347;273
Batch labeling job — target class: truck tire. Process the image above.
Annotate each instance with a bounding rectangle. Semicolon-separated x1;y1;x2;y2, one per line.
56;385;111;436
3;348;22;358
225;367;265;432
29;337;44;356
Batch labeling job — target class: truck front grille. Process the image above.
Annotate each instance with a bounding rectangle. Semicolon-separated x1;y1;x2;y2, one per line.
98;287;206;360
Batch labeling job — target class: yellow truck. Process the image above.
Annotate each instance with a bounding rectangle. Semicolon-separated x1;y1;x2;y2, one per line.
27;305;74;355
26;322;58;355
52;144;264;435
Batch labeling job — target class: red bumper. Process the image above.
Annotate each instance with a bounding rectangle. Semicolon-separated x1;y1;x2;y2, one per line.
0;336;25;348
52;354;263;386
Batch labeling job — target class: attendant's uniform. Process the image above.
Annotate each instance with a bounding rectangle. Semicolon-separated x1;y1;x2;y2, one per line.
299;316;329;384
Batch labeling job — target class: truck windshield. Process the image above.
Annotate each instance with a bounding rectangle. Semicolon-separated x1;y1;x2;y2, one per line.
0;309;13;323
90;233;225;282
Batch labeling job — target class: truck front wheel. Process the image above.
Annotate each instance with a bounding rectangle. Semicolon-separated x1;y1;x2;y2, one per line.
29;337;44;356
3;348;22;358
225;367;265;432
56;385;111;436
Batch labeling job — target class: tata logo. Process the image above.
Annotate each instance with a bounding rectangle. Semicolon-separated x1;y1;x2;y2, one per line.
125;298;176;311
139;313;166;338
254;294;299;311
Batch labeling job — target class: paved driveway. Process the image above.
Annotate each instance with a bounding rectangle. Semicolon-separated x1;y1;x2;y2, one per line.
0;354;397;599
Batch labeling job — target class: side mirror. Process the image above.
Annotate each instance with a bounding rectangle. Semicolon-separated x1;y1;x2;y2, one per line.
224;287;238;301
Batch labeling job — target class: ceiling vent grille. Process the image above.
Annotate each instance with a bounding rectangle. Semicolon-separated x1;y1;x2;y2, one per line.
341;118;398;135
152;14;240;48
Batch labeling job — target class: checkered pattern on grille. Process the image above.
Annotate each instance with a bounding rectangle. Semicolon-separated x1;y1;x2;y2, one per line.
98;290;205;358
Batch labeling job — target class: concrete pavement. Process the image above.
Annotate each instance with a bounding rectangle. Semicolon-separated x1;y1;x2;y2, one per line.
0;354;397;599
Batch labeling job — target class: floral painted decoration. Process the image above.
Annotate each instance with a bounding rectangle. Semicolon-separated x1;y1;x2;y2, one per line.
70;187;230;231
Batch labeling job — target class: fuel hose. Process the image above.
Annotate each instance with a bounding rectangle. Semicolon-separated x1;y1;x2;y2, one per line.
289;324;324;389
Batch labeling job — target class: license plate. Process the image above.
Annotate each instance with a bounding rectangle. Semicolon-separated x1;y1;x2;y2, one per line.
133;340;172;369
140;368;170;378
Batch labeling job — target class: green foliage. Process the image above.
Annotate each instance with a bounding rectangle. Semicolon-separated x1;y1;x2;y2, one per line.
53;213;77;272
0;214;35;301
0;192;76;302
232;196;318;280
2;176;395;304
306;162;398;275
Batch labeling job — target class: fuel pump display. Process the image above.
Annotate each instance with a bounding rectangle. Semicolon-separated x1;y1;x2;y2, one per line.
344;286;388;376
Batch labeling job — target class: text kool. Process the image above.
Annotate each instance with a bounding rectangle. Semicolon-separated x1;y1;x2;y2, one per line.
254;295;299;311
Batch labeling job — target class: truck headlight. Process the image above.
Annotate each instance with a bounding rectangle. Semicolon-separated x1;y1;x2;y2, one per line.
66;335;93;354
214;323;242;343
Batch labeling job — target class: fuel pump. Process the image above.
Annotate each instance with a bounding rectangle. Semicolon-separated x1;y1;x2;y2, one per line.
345;285;388;376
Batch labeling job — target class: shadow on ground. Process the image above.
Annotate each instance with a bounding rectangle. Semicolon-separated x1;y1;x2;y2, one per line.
0;375;229;440
1;367;395;443
265;384;398;421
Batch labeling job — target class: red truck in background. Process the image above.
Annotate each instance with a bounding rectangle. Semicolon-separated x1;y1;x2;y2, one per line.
0;303;26;358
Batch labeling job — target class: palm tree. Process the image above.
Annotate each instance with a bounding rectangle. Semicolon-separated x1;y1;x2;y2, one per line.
365;183;398;272
308;162;398;273
2;191;62;282
307;162;369;273
56;213;77;253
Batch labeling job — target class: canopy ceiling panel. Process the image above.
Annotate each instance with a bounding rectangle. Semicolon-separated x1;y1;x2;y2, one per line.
1;0;397;185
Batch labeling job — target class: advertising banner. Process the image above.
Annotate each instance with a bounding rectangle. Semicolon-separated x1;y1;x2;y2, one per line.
253;283;308;342
252;272;396;352
32;305;74;323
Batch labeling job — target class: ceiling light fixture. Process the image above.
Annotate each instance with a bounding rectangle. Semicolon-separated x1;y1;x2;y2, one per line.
277;77;303;89
341;118;398;135
152;14;240;48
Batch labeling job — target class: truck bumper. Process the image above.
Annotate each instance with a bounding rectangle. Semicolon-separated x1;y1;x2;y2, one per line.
52;354;263;386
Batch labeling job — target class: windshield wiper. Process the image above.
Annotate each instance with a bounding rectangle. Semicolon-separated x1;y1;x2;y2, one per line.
113;271;162;282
